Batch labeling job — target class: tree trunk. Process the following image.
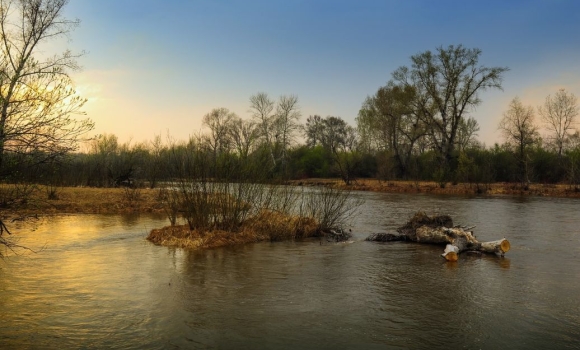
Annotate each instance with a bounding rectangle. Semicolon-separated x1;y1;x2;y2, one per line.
366;212;511;261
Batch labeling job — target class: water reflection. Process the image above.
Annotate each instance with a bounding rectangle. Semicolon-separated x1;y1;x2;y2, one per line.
1;194;580;348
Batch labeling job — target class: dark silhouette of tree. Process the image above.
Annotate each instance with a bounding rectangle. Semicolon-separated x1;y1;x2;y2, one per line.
0;0;93;173
393;45;508;178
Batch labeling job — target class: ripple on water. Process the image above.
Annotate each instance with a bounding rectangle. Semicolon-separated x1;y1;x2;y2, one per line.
1;195;580;348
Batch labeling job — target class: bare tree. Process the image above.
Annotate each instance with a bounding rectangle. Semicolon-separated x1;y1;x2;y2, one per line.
456;117;480;152
249;92;276;166
538;89;578;156
89;133;119;156
273;94;301;169
202;107;236;158
498;97;539;185
0;0;93;172
144;134;166;188
229;116;259;159
393;45;508;177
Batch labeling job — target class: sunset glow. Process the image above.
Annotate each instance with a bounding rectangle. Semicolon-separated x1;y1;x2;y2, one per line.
58;0;580;146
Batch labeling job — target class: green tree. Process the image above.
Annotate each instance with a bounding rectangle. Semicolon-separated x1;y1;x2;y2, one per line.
357;82;425;178
305;115;324;147
392;45;508;178
320;116;359;185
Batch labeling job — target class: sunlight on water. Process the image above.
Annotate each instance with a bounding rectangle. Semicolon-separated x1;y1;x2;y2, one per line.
1;195;580;349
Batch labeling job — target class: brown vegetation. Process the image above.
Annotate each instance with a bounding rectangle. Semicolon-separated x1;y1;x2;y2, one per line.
290;178;580;198
0;185;165;216
147;210;320;250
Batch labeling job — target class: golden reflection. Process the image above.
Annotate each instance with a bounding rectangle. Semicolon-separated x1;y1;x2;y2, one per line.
498;257;511;269
445;261;458;270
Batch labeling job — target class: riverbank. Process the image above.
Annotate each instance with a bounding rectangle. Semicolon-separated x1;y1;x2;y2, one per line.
1;185;324;251
3;179;579;218
1;185;166;216
290;178;580;198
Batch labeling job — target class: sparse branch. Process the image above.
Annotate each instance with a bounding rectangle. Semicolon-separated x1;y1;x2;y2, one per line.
394;45;508;178
539;89;578;156
498;97;539;184
0;0;91;252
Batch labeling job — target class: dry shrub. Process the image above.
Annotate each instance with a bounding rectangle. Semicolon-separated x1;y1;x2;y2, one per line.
299;186;362;232
147;226;204;249
0;183;38;209
147;226;263;250
241;210;320;241
147;210;321;250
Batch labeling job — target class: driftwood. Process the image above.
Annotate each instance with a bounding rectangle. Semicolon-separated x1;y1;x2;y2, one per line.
366;212;510;261
323;229;351;242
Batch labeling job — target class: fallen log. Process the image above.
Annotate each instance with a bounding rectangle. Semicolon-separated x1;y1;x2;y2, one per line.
365;232;408;242
323;228;351;242
366;212;510;261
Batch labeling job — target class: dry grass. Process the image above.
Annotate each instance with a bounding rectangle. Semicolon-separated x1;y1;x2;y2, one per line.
290;178;580;198
0;185;166;215
147;210;321;250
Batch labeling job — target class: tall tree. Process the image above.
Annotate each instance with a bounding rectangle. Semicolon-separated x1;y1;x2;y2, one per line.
305;115;324;147
249;92;276;166
0;0;93;172
393;45;508;177
538;89;578;156
356;82;425;178
229;116;259;159
308;115;359;185
202;107;236;157
456;117;480;152
498;97;539;184
273;94;301;169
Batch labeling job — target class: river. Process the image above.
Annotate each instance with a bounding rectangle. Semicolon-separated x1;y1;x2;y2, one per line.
1;192;579;349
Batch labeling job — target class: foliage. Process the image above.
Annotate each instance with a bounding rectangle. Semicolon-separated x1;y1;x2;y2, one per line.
392;45;508;178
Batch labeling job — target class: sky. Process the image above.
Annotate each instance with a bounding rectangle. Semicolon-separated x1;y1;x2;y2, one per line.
54;0;580;146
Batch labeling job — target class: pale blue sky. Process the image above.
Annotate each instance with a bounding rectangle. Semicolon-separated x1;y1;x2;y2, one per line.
60;0;580;145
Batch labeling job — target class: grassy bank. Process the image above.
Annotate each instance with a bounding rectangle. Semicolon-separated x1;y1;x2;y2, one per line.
2;179;577;220
3;179;577;219
0;185;166;216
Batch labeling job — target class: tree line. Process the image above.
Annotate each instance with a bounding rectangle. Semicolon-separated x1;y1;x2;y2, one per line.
1;0;579;195
9;87;578;194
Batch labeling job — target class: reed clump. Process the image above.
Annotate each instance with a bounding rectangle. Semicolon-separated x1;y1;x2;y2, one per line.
147;210;321;250
148;137;362;250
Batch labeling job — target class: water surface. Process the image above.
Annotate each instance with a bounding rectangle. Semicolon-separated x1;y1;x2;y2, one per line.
1;193;579;349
